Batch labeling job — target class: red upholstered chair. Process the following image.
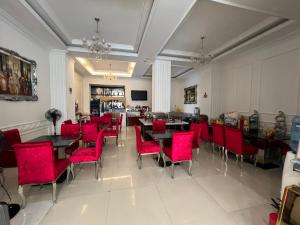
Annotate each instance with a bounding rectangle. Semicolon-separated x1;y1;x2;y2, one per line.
102;113;113;129
199;121;212;143
104;121;119;145
163;131;194;178
90;115;97;123
61;124;80;155
212;123;225;156
0;129;21;169
63;120;72;124
189;123;202;157
68;129;104;181
268;212;277;225
134;126;160;169
152;119;166;133
224;127;258;164
0;129;21;200
118;114;123;132
13;141;69;208
82;123;98;146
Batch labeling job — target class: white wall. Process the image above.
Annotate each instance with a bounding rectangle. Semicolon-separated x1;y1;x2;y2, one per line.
211;30;300;128
171;66;212;116
74;71;83;112
82;76;152;113
0;16;51;140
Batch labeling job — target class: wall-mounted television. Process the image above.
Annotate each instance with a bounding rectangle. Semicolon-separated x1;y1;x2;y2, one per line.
131;90;147;101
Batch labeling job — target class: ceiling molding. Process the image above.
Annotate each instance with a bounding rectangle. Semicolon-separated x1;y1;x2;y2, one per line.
159;16;292;63
172;67;194;78
134;0;154;52
160;49;200;58
22;0;67;46
212;18;293;60
0;7;49;49
209;0;286;18
71;39;135;53
143;64;194;79
67;46;138;58
24;0;155;54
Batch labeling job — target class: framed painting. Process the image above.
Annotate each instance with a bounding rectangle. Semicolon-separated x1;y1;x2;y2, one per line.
184;85;197;104
0;47;37;101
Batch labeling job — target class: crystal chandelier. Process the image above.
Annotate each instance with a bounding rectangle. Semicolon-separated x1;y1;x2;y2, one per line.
104;64;117;80
82;18;111;60
191;36;213;64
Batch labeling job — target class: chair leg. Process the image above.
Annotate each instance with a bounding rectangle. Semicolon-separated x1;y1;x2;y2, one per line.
116;137;118;145
70;163;75;179
188;160;192;176
18;185;26;209
254;154;257;167
66;166;70;184
0;167;5;184
225;149;228;161
212;143;215;152
162;153;166;168
52;182;57;204
171;163;175;179
157;153;161;166
99;157;103;168
236;154;239;163
137;154;142;169
222;147;225;159
95;160;100;179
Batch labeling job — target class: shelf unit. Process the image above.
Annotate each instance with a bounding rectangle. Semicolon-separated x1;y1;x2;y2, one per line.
90;85;126;114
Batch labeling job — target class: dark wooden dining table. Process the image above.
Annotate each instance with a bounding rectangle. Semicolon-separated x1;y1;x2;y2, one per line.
146;129;176;167
28;135;80;148
243;132;290;168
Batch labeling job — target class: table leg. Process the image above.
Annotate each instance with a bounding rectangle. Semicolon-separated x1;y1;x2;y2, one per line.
156;139;172;167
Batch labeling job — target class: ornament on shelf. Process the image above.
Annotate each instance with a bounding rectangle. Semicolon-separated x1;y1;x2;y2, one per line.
274;110;287;138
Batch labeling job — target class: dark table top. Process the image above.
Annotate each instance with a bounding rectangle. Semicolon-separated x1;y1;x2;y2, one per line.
244;132;290;142
28;135;80;148
146;129;176;140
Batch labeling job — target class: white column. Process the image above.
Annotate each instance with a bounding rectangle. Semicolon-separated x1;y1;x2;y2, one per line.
49;49;70;133
66;57;75;121
152;59;171;112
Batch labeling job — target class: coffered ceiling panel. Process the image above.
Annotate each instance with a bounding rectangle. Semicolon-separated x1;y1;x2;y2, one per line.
26;0;153;48
164;0;277;53
76;58;135;77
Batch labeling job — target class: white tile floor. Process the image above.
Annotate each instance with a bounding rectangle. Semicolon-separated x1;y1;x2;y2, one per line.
1;127;282;225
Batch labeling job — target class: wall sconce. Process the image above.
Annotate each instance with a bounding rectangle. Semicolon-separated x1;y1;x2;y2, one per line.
203;92;207;98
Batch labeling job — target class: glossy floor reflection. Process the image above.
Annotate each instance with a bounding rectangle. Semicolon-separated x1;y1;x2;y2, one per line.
1;127;282;225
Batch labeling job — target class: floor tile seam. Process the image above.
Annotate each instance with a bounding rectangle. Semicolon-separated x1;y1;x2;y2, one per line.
104;189;112;225
153;182;175;225
108;183;156;193
193;176;239;214
226;202;273;214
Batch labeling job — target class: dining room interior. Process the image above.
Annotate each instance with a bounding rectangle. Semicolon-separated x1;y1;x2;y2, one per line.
1;0;300;225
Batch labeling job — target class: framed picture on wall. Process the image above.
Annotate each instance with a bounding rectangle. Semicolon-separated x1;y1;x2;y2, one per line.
0;47;37;101
184;85;197;104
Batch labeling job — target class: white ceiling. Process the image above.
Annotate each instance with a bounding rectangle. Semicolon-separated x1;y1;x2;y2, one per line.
40;0;152;48
164;0;272;53
1;0;300;78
